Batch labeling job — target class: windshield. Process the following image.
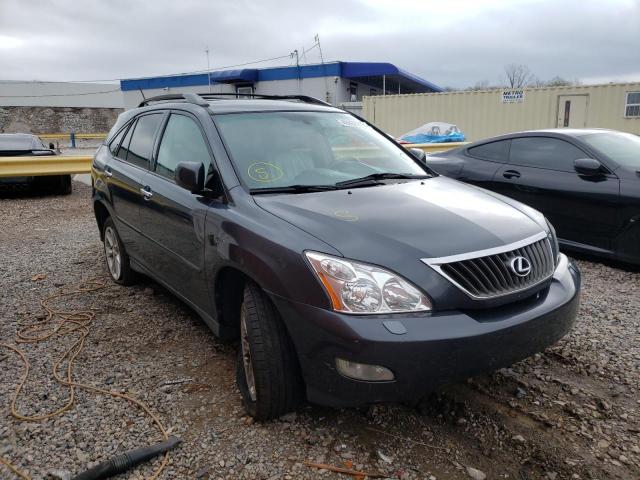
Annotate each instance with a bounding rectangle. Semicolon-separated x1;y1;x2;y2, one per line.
0;135;38;151
581;131;640;169
214;111;427;190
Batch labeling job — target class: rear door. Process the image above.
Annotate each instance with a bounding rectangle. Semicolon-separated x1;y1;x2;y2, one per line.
137;111;214;310
494;136;620;251
104;113;163;260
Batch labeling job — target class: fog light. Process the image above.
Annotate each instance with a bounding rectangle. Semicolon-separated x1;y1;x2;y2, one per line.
335;358;395;382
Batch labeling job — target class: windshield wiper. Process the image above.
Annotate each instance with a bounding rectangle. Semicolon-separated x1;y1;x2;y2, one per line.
334;172;431;188
250;184;338;194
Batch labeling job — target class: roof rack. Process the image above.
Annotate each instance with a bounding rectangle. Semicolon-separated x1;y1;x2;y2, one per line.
138;92;331;108
138;93;209;108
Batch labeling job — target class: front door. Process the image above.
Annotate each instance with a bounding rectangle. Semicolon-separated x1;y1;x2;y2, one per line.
557;95;588;128
493;136;620;252
138;112;214;311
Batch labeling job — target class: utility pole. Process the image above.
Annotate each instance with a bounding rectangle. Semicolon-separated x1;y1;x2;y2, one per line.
205;46;211;93
291;49;300;92
315;34;330;104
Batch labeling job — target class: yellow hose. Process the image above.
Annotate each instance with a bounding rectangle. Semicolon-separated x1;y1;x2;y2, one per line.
1;278;171;479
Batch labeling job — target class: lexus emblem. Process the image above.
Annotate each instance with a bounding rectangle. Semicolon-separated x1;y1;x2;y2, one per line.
510;256;532;277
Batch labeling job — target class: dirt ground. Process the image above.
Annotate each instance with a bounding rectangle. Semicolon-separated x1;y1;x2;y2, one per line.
0;183;638;480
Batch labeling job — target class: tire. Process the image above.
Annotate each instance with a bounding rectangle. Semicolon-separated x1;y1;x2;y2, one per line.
57;175;72;195
236;282;303;420
102;217;136;285
33;175;71;195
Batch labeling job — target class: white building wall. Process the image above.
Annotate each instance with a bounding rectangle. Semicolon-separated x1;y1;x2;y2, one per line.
122;77;377;109
0;81;123;108
122;83;236;109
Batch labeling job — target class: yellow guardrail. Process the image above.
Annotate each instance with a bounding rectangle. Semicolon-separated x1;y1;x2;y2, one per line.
405;142;468;154
0;142;464;178
39;133;108;140
0;156;93;177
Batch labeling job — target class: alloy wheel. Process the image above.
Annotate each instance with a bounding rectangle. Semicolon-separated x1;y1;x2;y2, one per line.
240;305;257;402
104;226;122;280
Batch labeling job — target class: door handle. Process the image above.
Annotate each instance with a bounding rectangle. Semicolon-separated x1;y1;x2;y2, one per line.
503;170;521;179
140;186;153;199
104;167;113;177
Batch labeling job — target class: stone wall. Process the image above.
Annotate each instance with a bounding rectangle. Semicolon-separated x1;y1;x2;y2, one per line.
0;106;122;134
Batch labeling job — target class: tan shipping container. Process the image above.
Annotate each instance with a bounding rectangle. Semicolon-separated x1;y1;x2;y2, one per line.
363;83;640;142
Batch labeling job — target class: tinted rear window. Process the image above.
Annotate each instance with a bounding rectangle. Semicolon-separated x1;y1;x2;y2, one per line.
467;140;510;162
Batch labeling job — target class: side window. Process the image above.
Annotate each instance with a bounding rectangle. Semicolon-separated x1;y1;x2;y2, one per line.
467;140;510;162
156;114;211;181
116;121;135;161
509;137;586;172
122;113;163;169
108;125;128;156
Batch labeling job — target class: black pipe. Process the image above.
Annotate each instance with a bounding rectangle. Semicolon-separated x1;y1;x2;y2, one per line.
71;436;182;480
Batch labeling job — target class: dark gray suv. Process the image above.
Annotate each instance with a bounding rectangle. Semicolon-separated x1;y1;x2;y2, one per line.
92;93;580;419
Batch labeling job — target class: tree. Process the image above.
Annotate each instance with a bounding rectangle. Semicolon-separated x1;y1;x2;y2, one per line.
544;76;580;87
504;63;534;88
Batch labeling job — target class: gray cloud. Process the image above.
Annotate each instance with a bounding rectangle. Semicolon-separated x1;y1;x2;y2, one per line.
0;0;638;88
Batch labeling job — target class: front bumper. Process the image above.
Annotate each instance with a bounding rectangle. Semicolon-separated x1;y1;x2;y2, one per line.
271;254;580;407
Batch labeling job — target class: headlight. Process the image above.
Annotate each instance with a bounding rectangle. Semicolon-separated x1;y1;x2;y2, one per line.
546;219;560;265
305;251;432;314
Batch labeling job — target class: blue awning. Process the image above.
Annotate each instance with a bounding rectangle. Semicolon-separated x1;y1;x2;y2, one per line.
341;62;442;93
120;61;442;93
209;69;258;83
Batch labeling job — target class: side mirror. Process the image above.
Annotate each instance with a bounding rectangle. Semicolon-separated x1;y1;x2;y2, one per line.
409;147;427;163
175;161;205;193
48;142;55;150
574;158;603;176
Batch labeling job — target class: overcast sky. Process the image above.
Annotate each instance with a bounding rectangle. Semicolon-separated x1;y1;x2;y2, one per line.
0;0;638;89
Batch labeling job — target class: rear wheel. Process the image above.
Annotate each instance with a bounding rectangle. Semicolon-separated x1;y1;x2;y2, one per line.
33;175;72;195
56;175;72;195
102;217;136;285
236;282;303;420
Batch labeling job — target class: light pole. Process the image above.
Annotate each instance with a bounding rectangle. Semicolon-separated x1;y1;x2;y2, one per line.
206;46;211;93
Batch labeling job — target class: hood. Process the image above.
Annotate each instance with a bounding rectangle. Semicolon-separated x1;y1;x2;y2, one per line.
253;177;544;264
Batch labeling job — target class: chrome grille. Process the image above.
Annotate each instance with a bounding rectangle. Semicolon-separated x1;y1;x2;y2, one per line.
422;232;555;299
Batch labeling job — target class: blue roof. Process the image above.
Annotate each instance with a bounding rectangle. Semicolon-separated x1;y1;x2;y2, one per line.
120;62;442;93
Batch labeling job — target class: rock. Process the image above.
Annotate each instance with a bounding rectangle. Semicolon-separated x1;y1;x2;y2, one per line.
466;466;486;480
76;449;89;463
516;387;527;398
47;470;71;480
377;451;393;464
195;466;211;478
512;434;526;443
597;440;610;449
279;412;297;423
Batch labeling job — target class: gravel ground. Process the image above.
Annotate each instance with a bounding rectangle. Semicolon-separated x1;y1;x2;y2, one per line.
0;183;638;480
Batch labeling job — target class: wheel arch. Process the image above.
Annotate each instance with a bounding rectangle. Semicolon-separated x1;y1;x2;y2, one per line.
93;200;111;241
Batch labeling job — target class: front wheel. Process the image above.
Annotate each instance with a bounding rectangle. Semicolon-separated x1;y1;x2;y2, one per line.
236;283;303;420
102;217;136;285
